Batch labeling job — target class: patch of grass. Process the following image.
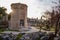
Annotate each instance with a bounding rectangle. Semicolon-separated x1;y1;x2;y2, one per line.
50;27;55;31
0;28;5;33
16;34;23;40
42;27;47;30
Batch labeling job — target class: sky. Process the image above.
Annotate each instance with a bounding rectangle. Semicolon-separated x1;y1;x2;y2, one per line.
0;0;57;19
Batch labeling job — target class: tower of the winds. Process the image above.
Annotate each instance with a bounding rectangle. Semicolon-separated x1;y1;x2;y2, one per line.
9;3;28;30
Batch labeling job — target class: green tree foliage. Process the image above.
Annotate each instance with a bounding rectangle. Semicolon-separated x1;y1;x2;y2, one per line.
0;7;7;19
16;34;23;40
42;11;51;30
0;7;8;28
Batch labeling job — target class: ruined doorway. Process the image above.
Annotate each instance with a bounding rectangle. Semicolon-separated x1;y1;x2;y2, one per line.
20;20;24;27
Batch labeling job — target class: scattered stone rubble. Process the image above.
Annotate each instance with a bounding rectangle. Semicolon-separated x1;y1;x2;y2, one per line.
0;32;60;40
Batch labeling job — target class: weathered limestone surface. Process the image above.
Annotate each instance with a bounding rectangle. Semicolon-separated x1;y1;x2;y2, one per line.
9;3;28;30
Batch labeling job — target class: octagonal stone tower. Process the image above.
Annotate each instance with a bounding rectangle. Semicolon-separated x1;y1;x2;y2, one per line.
9;3;28;30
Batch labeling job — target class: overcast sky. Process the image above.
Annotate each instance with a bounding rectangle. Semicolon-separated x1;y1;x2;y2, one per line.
0;0;57;19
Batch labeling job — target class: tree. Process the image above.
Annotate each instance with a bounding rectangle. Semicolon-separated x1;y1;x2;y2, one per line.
52;0;60;36
43;0;60;36
42;11;52;31
0;7;8;28
0;7;7;19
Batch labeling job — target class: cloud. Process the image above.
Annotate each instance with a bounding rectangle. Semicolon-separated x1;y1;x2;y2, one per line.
0;0;55;18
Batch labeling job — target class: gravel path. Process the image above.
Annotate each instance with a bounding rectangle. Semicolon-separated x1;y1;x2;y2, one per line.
1;27;40;35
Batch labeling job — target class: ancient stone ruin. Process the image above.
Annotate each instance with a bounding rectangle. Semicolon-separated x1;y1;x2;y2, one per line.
9;3;28;30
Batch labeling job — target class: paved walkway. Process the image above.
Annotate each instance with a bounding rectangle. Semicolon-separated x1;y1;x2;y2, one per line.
1;27;40;35
1;27;55;35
